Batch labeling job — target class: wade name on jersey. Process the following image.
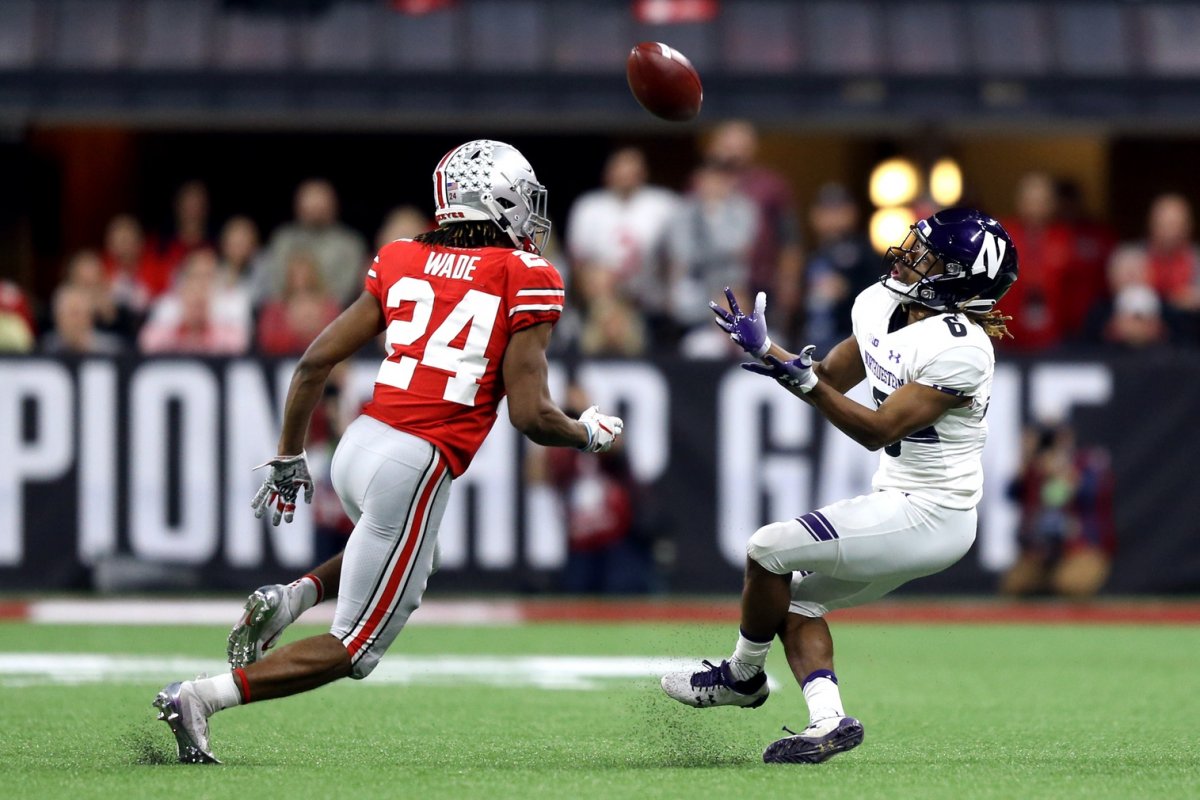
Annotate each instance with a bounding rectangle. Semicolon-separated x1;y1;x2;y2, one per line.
423;251;480;281
851;283;995;510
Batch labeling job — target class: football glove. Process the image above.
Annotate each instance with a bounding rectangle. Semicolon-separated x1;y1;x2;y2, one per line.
710;287;771;358
578;405;624;453
742;345;820;393
251;451;314;526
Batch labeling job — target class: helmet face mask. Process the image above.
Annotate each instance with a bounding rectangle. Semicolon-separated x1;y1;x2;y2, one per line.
433;140;551;254
880;208;1019;313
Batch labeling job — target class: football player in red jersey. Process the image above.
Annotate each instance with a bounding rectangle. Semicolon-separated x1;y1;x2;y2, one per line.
154;140;624;764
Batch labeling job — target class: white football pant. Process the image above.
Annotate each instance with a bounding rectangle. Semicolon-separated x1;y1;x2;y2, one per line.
746;489;976;618
328;415;452;678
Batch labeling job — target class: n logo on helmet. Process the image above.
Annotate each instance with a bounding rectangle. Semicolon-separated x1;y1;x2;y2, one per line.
970;232;1006;278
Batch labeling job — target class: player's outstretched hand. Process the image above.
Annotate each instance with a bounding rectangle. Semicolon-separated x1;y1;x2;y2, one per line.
742;345;820;393
251;451;314;526
578;405;624;453
710;287;771;358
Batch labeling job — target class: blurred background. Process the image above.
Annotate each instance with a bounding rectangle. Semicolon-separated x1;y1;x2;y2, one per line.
2;0;1199;601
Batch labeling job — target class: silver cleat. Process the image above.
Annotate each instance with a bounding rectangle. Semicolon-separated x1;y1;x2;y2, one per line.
153;681;220;764
227;584;293;669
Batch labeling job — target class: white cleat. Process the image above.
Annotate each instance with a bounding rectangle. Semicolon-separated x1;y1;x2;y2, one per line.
227;584;294;669
660;659;770;709
153;681;220;764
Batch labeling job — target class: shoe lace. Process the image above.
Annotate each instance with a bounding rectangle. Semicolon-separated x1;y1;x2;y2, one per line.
690;659;731;688
782;725;799;736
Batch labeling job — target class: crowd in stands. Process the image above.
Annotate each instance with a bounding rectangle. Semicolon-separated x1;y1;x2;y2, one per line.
3;122;1200;361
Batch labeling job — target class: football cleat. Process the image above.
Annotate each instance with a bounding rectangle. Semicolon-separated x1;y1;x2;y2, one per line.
762;716;864;764
153;681;220;765
227;584;294;669
660;659;770;709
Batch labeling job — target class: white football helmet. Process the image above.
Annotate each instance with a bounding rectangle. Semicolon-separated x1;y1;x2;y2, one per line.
432;140;551;254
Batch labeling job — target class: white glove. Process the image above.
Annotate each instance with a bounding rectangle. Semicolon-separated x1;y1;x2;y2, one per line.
578;405;624;453
251;451;314;526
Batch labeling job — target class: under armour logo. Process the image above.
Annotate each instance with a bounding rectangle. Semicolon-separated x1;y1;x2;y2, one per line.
888;350;901;363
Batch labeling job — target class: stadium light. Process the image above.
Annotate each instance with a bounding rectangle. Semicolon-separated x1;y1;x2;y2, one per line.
869;158;920;208
869;207;917;254
930;158;963;207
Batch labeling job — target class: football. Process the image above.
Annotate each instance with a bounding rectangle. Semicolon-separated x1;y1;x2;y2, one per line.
625;42;703;122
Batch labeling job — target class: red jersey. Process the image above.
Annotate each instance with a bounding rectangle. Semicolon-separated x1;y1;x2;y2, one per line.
362;239;564;476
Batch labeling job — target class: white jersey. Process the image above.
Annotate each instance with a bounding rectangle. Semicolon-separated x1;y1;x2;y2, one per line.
850;283;995;510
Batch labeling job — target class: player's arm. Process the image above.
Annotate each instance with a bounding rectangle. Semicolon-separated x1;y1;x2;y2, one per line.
806;380;963;452
502;323;591;449
276;291;384;455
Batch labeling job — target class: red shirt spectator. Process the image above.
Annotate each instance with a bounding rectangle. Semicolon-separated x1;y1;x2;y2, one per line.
102;214;174;306
255;249;342;356
999;173;1080;350
1142;194;1200;310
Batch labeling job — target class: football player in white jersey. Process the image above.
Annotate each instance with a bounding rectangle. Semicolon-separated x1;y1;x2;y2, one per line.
662;208;1019;764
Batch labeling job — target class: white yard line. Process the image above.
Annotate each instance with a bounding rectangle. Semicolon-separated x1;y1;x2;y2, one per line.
0;653;761;691
22;599;524;626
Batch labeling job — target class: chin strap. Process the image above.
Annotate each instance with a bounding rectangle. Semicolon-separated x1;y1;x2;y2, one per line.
959;298;998;313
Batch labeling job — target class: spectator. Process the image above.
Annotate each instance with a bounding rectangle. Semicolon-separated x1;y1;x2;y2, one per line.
703;120;803;333
578;296;647;357
1001;423;1115;598
40;284;124;355
1054;179;1115;337
999;172;1079;350
1084;244;1166;345
144;249;252;333
307;365;355;562
255;249;342;356
666;161;758;357
157;180;214;275
62;249;142;342
0;279;35;353
138;253;249;355
1103;284;1170;349
1141;193;1200;313
803;182;878;354
526;384;656;594
374;205;433;250
102;214;170;310
218;216;268;304
566;147;679;309
264;179;366;306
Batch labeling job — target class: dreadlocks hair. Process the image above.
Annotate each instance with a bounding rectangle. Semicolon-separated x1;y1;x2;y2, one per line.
413;221;509;249
963;306;1013;339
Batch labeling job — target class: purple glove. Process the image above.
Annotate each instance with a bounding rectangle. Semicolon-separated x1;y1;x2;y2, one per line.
710;288;771;358
742;345;819;393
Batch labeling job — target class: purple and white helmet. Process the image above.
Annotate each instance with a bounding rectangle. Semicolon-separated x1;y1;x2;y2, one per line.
432;140;551;254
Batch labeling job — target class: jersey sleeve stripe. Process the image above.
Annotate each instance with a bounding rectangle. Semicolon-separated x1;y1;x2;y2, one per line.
367;269;378;278
508;303;563;316
928;383;968;397
515;288;565;296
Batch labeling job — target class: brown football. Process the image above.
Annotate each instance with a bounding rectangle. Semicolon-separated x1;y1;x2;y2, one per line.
626;42;703;122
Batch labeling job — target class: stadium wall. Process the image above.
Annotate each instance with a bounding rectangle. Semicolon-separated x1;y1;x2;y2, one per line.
0;352;1195;595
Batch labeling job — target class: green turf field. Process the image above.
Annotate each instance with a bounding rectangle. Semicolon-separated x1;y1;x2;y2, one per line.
1;619;1197;800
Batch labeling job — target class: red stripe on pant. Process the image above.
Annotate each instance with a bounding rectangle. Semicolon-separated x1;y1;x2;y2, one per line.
345;459;446;659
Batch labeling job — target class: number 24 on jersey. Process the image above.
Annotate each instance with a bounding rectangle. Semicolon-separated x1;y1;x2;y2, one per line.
376;277;500;406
